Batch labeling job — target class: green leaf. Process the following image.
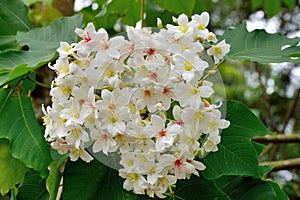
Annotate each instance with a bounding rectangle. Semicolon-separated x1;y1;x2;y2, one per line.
0;0;32;50
152;0;196;16
282;0;296;8
0;139;28;195
173;175;288;200
264;0;281;18
201;100;271;179
214;176;289;200
46;162;62;200
17;169;49;200
0;14;84;86
0;89;52;177
221;23;300;64
251;0;263;10
62;159;136;200
93;0;141;29
174;175;230;199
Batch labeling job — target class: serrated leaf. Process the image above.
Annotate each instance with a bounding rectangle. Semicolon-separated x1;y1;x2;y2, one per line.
17;169;49;200
201;100;271;179
152;0;196;16
0;14;84;86
0;0;32;50
221;24;300;64
0;139;28;195
62;159;136;200
0;89;52;177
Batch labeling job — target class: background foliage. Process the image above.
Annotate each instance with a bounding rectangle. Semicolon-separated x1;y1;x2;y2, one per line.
0;0;299;199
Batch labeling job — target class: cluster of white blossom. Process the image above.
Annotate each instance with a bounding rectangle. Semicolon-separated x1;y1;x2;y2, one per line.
43;12;230;198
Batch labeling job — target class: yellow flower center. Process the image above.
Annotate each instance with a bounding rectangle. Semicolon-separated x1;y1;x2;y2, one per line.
214;47;222;55
198;22;205;30
179;24;189;33
127;173;140;183
194;111;204;122
183;61;193;71
61;85;72;96
106;68;115;77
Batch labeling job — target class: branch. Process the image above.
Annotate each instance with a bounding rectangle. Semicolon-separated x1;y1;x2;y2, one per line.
260;157;300;171
252;134;300;144
254;63;276;131
281;88;300;133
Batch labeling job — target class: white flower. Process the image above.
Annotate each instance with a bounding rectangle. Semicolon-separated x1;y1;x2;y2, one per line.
120;172;148;194
207;40;231;64
173;50;208;82
204;135;221;152
174;81;214;109
91;129;118;155
144;115;181;151
167;14;193;39
69;145;94;163
56;42;75;58
189;12;210;39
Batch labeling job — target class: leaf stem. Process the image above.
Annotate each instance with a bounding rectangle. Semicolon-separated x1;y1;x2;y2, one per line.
27;76;51;89
140;0;145;27
200;59;224;82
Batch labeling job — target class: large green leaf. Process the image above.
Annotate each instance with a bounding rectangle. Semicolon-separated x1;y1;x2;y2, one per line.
17;169;49;200
0;89;52;177
0;139;28;195
214;176;289;200
93;0;141;29
0;0;32;50
221;24;300;64
152;0;196;16
174;175;230;200
201;100;272;179
0;14;84;86
174;175;288;200
62;159;136;200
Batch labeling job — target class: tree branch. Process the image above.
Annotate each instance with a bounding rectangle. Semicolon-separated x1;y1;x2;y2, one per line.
252;134;300;144
281;88;300;133
260;157;300;171
254;63;276;131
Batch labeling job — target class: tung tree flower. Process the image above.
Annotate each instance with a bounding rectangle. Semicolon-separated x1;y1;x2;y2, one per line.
44;12;230;198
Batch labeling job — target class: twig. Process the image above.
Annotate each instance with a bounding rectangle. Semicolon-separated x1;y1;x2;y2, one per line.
281;88;300;133
254;63;276;131
252;134;300;144
260;157;300;171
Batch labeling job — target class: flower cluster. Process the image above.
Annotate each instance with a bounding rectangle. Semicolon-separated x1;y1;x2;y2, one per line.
43;12;230;198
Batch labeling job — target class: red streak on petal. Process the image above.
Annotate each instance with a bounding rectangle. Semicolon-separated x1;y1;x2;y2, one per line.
174;158;183;172
144;89;152;97
83;33;91;43
158;129;167;137
147;48;156;56
176;121;184;126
